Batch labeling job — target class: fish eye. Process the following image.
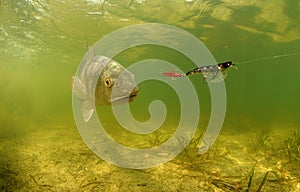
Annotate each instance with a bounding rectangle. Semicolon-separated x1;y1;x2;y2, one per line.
104;77;112;87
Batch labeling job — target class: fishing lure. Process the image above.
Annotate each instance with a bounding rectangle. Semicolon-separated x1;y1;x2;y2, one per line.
163;51;300;82
186;61;236;83
163;61;236;83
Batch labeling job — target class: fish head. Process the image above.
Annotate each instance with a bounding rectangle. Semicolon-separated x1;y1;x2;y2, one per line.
96;60;138;104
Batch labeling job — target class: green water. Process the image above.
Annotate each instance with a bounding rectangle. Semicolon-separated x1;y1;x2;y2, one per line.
1;0;300;191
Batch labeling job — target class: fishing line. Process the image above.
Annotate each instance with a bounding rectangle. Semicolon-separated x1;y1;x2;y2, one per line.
162;51;300;80
236;51;300;65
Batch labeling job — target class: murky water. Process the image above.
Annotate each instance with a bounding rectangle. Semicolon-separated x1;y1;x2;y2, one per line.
1;0;299;191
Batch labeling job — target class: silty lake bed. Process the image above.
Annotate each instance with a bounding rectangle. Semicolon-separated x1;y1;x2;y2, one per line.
0;0;299;191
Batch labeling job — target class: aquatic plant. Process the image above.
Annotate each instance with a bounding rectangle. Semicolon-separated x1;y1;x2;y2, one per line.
255;127;271;149
148;131;168;147
245;167;254;192
245;167;270;192
256;171;270;192
182;132;203;155
210;167;270;192
188;132;203;149
284;129;300;161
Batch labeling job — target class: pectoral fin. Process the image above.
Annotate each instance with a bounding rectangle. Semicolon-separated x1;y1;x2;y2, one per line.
82;100;94;122
72;76;94;122
72;76;87;100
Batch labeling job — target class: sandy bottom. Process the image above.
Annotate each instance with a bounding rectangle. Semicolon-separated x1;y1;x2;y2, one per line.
0;124;299;192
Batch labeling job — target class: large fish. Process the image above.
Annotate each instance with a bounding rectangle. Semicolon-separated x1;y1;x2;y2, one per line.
72;49;138;122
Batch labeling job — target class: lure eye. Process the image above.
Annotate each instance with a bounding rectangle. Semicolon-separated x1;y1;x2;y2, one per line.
104;77;113;87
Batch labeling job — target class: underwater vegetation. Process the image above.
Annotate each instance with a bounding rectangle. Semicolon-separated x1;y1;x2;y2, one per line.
253;127;271;150
186;133;204;154
148;131;168;147
245;167;270;192
208;167;270;192
283;129;300;161
252;127;300;162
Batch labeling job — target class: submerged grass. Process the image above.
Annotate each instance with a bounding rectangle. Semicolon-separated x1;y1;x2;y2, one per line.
252;127;271;150
284;129;300;161
210;167;270;192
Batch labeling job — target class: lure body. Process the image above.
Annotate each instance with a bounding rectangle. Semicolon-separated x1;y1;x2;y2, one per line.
186;61;236;83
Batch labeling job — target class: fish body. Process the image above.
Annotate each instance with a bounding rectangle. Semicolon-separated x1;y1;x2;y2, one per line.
72;49;138;122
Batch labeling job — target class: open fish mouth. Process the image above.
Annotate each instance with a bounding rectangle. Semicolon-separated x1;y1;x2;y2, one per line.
110;89;138;104
110;94;137;103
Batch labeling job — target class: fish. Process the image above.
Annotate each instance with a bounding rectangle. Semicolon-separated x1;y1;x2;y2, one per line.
72;49;138;122
185;61;236;83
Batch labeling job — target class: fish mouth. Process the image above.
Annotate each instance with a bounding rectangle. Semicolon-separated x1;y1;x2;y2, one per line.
110;88;138;104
